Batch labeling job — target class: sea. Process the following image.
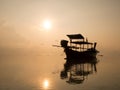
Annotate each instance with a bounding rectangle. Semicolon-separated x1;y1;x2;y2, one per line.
0;47;120;90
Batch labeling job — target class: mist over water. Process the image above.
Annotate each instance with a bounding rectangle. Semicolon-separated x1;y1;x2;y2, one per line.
0;46;120;90
0;0;120;89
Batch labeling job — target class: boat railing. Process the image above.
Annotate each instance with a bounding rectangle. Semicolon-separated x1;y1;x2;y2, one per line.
69;40;96;52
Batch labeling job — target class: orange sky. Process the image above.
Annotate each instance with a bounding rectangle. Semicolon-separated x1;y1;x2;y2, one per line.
0;0;120;52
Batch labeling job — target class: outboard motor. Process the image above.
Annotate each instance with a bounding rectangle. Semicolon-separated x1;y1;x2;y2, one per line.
61;40;68;48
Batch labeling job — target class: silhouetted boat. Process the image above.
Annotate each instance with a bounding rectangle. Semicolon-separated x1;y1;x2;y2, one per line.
61;34;99;59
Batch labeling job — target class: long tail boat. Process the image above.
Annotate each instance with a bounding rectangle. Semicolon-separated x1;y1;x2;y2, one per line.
61;34;99;59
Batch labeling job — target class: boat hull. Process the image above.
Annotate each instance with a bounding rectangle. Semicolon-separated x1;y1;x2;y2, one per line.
64;48;98;59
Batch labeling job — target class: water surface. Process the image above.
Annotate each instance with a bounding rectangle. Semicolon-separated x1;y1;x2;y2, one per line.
0;48;120;90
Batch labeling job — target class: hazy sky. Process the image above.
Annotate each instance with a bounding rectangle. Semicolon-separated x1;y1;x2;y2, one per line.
0;0;120;51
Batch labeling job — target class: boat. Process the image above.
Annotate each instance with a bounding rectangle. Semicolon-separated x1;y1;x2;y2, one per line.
60;34;99;59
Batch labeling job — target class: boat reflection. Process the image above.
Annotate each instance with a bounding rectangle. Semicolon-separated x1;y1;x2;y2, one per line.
60;57;99;84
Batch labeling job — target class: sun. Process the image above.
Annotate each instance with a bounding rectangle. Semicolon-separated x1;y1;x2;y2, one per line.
43;20;52;30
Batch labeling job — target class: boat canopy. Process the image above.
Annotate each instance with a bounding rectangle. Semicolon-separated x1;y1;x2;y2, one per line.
67;34;84;39
67;34;93;45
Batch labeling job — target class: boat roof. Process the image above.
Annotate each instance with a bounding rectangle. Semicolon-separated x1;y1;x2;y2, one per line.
67;34;84;39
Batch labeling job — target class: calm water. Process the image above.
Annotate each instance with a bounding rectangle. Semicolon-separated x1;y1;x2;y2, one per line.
0;48;120;90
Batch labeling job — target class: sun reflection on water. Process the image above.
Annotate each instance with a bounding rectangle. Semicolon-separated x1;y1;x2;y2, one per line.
38;78;53;90
39;79;50;90
43;79;49;89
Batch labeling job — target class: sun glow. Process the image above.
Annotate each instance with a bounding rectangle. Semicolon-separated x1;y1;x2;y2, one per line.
43;20;52;30
43;79;49;89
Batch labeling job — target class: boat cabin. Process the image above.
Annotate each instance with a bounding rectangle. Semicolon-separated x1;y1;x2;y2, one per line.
66;34;96;52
